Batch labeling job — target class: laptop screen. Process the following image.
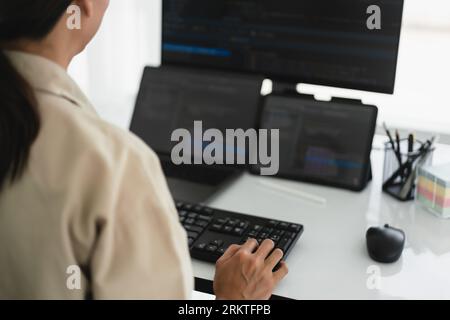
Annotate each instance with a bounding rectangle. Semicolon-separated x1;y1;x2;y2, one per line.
130;66;263;164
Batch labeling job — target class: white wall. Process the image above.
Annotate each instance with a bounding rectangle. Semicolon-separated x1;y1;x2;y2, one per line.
69;0;161;127
69;0;450;135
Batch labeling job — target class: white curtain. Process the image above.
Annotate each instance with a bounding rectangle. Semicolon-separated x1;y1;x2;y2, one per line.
69;0;162;128
69;0;450;134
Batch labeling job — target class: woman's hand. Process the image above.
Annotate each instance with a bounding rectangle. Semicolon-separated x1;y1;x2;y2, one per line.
213;239;289;300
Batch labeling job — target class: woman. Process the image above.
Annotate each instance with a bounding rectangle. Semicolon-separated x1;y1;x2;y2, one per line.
0;0;288;299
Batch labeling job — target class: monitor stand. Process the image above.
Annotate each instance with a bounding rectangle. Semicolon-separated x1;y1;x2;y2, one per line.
271;80;364;105
272;81;314;98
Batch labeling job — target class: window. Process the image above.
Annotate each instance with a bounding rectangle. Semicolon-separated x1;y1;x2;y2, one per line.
70;0;161;128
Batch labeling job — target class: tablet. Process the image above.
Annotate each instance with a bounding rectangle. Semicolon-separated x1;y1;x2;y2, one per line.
254;94;378;191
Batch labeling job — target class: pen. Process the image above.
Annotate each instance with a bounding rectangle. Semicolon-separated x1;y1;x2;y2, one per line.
383;123;402;167
408;134;414;154
395;130;402;182
398;137;435;199
395;130;401;155
406;134;414;181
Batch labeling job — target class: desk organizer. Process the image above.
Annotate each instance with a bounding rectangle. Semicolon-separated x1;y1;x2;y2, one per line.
417;164;450;219
383;139;434;201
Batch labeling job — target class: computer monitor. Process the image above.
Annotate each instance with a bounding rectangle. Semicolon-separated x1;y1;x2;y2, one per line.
162;0;404;94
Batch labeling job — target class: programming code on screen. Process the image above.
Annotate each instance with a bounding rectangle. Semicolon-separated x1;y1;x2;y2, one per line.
162;0;404;93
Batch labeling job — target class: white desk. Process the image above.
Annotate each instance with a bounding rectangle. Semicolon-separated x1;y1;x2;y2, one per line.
97;98;450;300
192;137;450;300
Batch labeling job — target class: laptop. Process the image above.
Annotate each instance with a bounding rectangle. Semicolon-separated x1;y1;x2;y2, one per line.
130;65;263;202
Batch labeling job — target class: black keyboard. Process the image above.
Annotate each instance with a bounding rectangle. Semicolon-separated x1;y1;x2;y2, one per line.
176;201;304;263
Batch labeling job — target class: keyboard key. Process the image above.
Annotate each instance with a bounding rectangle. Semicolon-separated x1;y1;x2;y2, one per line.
270;235;281;243
203;208;214;215
215;218;228;225
277;237;293;253
268;220;279;228
176;202;184;209
238;221;249;229
195;220;209;228
252;225;263;231
285;232;296;239
185;218;195;225
179;217;185;223
233;227;244;236
217;247;226;255
289;224;302;232
262;227;273;234
187;231;199;239
184;225;203;233
223;225;233;233
247;230;259;238
195;243;207;251
194;205;204;212
210;240;224;247
198;215;212;222
271;229;282;236
279;222;289;230
188;238;194;246
259;232;270;239
227;219;239;227
210;224;223;232
179;210;188;217
206;245;218;252
187;212;198;219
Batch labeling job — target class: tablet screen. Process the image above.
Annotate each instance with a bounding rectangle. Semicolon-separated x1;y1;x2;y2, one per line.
258;95;377;190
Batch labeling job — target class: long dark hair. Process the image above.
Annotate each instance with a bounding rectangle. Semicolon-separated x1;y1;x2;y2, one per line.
0;0;72;189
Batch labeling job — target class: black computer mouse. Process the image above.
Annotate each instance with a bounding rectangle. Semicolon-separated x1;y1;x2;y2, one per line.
366;224;405;263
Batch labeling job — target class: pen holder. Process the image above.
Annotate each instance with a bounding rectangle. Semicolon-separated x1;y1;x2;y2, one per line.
383;139;434;201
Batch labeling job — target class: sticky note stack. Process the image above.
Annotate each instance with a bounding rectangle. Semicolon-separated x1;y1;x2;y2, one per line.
417;164;450;219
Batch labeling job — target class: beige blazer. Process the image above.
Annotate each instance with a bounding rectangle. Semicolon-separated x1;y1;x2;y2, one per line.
0;51;193;299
